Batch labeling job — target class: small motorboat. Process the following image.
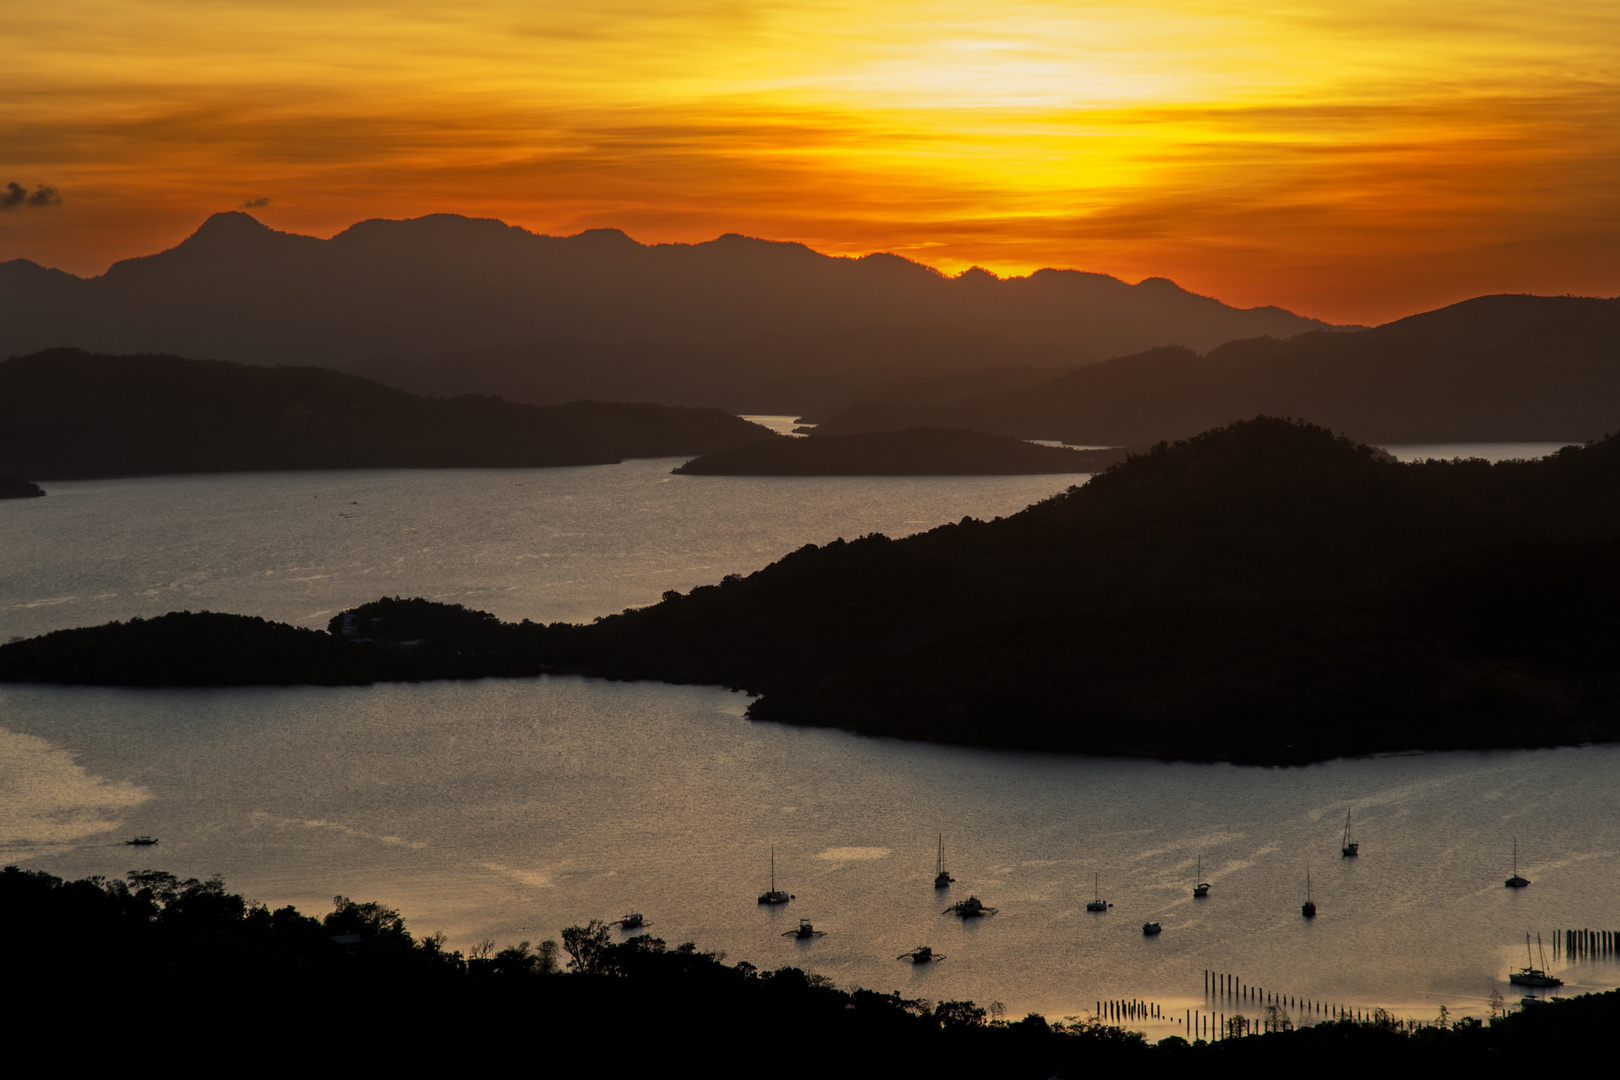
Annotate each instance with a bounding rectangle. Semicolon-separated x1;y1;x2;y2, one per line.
1142;921;1162;936
898;945;944;963
124;836;159;846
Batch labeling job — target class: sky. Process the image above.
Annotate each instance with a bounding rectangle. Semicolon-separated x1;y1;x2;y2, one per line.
3;1;1617;325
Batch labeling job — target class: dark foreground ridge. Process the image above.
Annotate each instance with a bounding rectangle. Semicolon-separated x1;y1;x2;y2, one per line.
6;865;1613;1070
0;348;774;479
6;418;1620;764
673;426;1126;475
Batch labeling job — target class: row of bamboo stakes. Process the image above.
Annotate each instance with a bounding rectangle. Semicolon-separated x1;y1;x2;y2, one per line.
1552;928;1617;959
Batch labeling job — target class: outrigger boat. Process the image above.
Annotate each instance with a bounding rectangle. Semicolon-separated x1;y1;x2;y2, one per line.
758;846;792;905
1341;809;1359;858
898;945;944;963
943;895;997;918
1508;932;1562;988
784;919;826;939
1193;856;1210;899
1302;868;1317;918
934;834;955;889
1086;873;1109;912
124;836;159;846
1504;838;1530;888
611;913;648;929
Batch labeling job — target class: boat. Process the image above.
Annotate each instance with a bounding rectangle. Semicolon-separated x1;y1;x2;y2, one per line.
898;945;944;963
934;834;955;889
1508;932;1562;988
124;836;159;846
757;846;792;905
1504;838;1530;888
611;913;648;929
784;919;826;939
1302;868;1316;918
943;895;997;918
1341;809;1359;858
1142;921;1162;936
1086;872;1109;912
1193;856;1210;898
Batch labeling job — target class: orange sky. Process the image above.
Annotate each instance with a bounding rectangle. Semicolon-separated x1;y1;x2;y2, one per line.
3;1;1617;324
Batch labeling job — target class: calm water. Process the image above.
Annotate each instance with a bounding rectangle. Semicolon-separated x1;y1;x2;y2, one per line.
2;446;1616;1029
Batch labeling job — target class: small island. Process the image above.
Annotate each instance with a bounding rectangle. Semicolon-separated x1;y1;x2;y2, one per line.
0;475;45;499
672;427;1126;476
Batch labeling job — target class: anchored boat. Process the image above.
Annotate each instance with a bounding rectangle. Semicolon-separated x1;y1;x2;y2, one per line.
1302;868;1317;918
934;834;955;889
1504;838;1530;888
612;913;648;929
1509;932;1562;988
758;846;792;905
943;895;997;918
898;945;944;963
1142;921;1162;936
1193;856;1210;899
1341;809;1359;858
1086;873;1109;912
784;919;826;939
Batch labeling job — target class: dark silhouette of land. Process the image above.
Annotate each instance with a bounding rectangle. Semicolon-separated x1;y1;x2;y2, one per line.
673;428;1126;475
0;211;1337;413
802;295;1620;445
7;418;1620;764
0;348;774;479
0;475;44;498
7;865;1615;1070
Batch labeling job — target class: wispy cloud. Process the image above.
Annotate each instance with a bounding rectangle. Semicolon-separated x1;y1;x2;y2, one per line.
239;196;271;208
1;182;61;210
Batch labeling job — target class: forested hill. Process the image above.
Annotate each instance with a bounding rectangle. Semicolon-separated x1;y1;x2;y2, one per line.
8;418;1620;764
801;294;1620;445
544;418;1620;763
0;349;773;479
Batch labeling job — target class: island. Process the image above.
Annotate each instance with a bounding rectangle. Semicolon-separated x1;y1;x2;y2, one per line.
672;427;1125;475
0;475;45;498
6;416;1619;765
0;348;775;479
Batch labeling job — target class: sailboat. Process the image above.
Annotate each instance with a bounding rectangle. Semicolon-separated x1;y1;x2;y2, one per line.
1504;838;1530;888
934;834;955;889
1341;809;1359;858
1193;856;1210;898
1086;872;1109;912
1509;932;1562;988
757;846;792;905
1302;867;1317;918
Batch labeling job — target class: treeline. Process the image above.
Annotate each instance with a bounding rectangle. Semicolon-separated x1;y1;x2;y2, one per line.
4;866;1613;1071
0;348;774;479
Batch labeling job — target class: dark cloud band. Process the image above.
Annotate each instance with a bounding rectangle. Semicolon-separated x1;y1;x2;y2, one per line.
1;182;62;210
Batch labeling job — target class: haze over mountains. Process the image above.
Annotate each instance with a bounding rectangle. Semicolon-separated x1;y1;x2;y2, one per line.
0;211;1338;412
804;295;1620;445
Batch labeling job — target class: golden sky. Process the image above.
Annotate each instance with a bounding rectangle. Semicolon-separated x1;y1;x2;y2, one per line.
3;1;1617;324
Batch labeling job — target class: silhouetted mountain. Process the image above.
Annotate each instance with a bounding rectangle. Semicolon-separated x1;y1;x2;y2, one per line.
802;295;1620;444
11;418;1620;764
0;475;45;498
0;349;773;479
673;428;1125;475
0;212;1338;411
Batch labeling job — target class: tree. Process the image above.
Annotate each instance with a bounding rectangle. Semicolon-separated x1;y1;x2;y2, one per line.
561;920;612;974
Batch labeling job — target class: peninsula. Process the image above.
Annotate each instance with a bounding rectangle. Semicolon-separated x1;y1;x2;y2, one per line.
673;428;1125;476
6;417;1618;765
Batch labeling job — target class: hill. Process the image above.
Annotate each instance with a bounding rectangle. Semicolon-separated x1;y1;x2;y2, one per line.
0;212;1339;411
0;475;45;498
0;349;774;479
672;428;1125;475
801;295;1620;444
8;418;1620;764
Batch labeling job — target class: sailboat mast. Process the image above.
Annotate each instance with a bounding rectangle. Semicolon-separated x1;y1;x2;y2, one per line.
771;846;776;892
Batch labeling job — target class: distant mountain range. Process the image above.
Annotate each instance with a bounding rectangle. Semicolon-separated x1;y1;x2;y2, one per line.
0;212;1339;412
801;295;1620;445
0;349;773;480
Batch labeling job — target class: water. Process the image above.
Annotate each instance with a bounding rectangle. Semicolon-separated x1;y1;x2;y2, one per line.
3;445;1616;1027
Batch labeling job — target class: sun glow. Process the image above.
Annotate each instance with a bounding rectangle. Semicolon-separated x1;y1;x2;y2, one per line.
4;1;1618;322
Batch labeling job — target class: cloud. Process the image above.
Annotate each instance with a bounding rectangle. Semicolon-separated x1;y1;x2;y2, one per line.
239;196;271;208
1;182;61;210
